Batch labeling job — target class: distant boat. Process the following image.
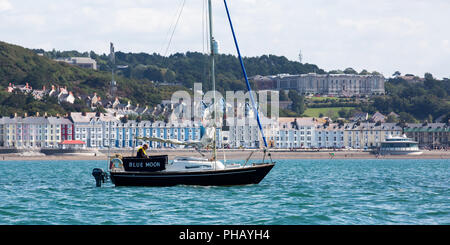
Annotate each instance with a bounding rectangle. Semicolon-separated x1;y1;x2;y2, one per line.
93;0;275;187
379;134;423;155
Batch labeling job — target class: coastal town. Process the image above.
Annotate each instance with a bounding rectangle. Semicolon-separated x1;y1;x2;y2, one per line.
1;55;449;158
0;109;448;152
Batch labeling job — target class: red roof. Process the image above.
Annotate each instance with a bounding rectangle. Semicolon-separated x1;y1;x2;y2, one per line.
60;140;86;145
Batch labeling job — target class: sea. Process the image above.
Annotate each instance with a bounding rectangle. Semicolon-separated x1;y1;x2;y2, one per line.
0;159;448;225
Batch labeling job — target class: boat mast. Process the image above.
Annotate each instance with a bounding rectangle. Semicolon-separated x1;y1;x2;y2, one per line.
110;42;116;98
223;0;269;150
208;0;218;162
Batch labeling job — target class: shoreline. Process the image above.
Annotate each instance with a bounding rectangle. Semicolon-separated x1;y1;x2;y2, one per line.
0;149;449;161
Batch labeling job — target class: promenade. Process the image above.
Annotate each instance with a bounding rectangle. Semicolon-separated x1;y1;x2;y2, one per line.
0;149;449;161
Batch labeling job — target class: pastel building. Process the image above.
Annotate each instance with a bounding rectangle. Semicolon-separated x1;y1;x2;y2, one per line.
70;112;202;149
0;116;73;148
343;123;402;149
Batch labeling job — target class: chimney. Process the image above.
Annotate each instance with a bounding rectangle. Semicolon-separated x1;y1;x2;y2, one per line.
44;112;48;117
14;113;17;118
36;112;40;117
43;85;46;91
82;111;87;116
24;112;28;117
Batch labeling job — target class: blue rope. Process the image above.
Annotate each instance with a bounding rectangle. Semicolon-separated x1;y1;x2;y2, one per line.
223;0;268;148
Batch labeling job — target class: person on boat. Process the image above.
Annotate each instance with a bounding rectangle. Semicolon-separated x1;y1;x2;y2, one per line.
137;144;149;158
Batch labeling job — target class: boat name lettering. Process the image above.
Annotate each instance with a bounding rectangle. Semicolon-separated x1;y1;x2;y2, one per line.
128;162;161;168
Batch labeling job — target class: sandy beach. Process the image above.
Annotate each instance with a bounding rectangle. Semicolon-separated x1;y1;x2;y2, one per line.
0;149;449;161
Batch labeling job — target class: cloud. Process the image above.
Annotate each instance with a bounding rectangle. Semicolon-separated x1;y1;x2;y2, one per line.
0;0;449;78
0;0;12;11
337;17;425;36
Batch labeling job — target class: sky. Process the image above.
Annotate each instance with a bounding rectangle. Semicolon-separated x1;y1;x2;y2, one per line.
0;0;449;79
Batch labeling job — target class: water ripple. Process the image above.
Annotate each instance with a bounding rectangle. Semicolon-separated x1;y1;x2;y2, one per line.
0;159;449;224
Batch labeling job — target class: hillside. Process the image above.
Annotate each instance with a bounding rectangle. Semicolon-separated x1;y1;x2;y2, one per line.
0;41;95;90
0;41;183;116
36;48;326;93
1;41;448;123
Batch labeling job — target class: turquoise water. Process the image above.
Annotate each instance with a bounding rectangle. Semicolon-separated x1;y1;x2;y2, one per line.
0;159;449;225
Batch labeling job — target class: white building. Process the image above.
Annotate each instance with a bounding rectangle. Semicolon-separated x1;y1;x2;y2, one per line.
315;123;345;149
71;112;120;148
253;73;385;97
54;57;98;70
276;118;317;149
70;112;202;149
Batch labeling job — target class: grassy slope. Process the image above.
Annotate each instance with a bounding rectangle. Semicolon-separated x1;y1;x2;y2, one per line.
303;107;355;118
0;41;183;109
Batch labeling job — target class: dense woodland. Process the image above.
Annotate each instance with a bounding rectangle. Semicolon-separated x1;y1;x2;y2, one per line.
0;41;449;123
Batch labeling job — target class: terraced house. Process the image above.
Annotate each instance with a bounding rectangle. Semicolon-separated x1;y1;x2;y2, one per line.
70;112;202;149
404;123;450;148
343;123;403;149
316;123;345;148
2;113;448;150
276;117;318;149
0;116;73;148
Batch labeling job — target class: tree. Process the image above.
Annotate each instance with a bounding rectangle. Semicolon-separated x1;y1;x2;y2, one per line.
329;70;344;74
279;91;289;101
120;116;128;123
424;72;434;81
386;114;398;123
393;71;401;77
338;108;349;118
288;90;305;115
344;68;358;74
399;112;417;123
360;69;370;75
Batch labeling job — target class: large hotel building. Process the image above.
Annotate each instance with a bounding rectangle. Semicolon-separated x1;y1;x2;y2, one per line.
252;73;385;96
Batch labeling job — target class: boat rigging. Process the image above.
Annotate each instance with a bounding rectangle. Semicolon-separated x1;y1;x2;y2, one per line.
92;0;275;187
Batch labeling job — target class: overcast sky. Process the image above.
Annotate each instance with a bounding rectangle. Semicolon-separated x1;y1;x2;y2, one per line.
1;0;449;78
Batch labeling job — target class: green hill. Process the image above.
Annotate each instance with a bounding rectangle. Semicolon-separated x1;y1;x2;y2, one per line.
0;41;183;116
1;41;448;123
0;41;95;89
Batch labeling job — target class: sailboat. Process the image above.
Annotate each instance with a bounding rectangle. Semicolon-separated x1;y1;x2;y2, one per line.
93;0;275;187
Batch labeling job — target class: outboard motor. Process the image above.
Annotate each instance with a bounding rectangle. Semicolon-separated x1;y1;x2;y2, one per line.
92;168;107;187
